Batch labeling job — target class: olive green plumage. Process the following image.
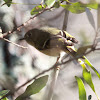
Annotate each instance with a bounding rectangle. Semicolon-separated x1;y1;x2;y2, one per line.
24;27;78;56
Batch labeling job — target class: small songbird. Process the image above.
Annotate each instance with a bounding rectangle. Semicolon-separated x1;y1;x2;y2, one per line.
23;27;78;57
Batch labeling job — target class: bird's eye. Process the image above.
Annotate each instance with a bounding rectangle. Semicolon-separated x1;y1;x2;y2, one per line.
27;33;32;37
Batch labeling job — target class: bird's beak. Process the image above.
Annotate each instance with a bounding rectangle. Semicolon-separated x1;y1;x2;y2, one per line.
19;37;25;41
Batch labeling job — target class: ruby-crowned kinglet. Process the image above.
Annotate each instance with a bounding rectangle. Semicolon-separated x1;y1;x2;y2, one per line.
22;27;78;56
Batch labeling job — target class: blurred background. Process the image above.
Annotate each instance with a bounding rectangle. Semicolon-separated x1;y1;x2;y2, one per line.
0;0;100;100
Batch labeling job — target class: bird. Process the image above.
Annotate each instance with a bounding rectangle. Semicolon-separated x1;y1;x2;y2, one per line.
22;26;78;57
22;27;100;92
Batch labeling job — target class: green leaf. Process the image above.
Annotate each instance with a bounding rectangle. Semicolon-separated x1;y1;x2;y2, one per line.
60;2;98;14
61;2;86;14
84;56;100;79
3;0;12;7
78;59;100;100
44;0;56;8
75;76;86;100
15;75;48;100
0;90;9;97
53;1;61;8
82;67;95;92
1;97;9;100
86;3;98;9
31;5;46;15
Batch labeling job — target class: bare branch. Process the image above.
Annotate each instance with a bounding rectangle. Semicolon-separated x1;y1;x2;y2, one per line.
62;2;69;30
15;62;59;92
2;7;52;38
0;27;27;49
92;5;100;49
3;38;28;49
14;44;100;94
47;56;61;100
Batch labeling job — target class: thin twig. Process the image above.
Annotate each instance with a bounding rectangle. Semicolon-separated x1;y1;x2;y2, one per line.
15;56;75;93
15;62;59;92
3;38;28;49
48;67;60;100
47;56;61;100
97;5;100;29
95;48;100;50
92;29;99;49
93;5;100;48
0;28;27;49
15;45;100;93
2;7;52;38
62;2;69;30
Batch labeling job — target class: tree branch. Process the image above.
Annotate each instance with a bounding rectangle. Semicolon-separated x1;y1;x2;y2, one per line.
2;7;52;38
